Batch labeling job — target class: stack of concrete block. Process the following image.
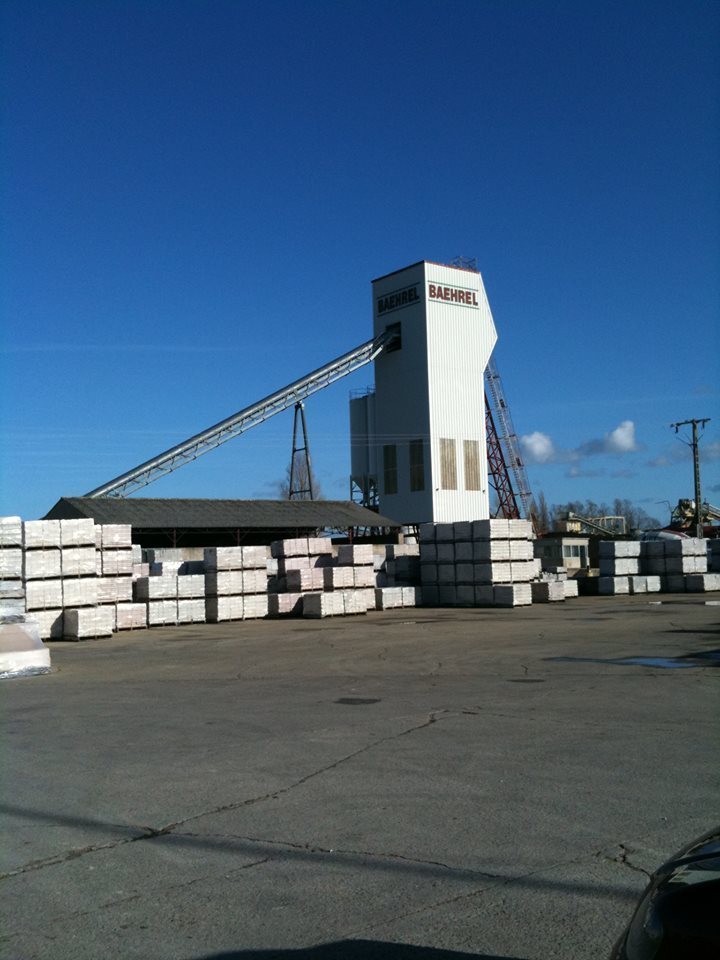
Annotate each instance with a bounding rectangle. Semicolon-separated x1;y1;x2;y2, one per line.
0;517;25;618
419;519;535;608
268;538;380;618
268;537;331;618
596;538;717;594
381;544;421;587
131;544;150;581
598;537;718;594
59;519;98;636
335;544;377;611
560;579;578;598
303;589;368;618
531;581;565;603
133;575;178;626
95;524;143;630
598;541;641;595
63;606;114;641
23;520;64;639
374;586;422;610
537;565;578;599
662;538;710;591
204;546;269;622
177;573;206;624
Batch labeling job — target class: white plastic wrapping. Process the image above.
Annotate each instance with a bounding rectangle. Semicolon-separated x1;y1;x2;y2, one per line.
0;616;51;678
59;518;95;547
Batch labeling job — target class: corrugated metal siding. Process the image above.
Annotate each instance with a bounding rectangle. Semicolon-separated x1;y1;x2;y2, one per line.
370;260;497;524
463;439;482;491
425;262;496;522
371;262;433;521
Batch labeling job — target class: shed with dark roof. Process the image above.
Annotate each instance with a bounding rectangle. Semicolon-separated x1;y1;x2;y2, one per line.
44;498;401;547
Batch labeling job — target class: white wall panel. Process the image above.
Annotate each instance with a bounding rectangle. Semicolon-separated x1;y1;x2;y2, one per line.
364;260;497;524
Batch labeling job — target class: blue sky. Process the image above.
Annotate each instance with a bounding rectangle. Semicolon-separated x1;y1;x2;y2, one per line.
1;0;718;523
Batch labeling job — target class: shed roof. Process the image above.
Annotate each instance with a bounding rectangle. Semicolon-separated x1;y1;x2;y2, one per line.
44;497;400;530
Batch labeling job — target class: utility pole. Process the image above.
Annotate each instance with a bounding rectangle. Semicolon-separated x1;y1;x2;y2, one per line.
671;418;710;538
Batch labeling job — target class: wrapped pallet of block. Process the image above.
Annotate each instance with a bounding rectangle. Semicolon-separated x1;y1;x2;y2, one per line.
23;520;61;550
562;580;579;599
61;546;96;577
60;518;95;547
1;519;24;614
62;577;98;608
0;614;51;678
494;584;532;607
531;581;565;602
341;589;368;615
177;598;206;623
63;606;114;640
270;538;309;559
268;592;304;617
401;586;422;607
24;548;61;580
598;577;630;595
204;548;247;622
662;574;686;593
25;579;63;612
303;592;345;618
375;587;402;610
134;576;177;601
474;585;494;606
0;578;26;618
147;599;179;626
0;517;25;617
206;595;244;622
455;584;475;607
173;571;205;625
336;544;374;566
355;587;377;610
685;573;720;593
0;516;23;549
323;567;354;590
114;603;148;630
33;609;64;640
283;568;325;592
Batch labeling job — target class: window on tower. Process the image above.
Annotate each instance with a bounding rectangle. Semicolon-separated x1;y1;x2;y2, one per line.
439;438;457;490
463;440;482;490
383;444;398;495
409;440;425;492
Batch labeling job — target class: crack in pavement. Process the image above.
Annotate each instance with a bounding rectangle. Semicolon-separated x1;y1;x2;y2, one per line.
348;845;646;938
346;855;588;936
596;843;652;880
1;710;448;881
173;830;504;880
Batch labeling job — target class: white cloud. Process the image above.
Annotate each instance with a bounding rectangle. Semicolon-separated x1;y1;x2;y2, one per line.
520;431;556;464
606;420;638;453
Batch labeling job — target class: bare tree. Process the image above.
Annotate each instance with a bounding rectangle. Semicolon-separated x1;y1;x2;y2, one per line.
276;458;323;500
531;491;551;533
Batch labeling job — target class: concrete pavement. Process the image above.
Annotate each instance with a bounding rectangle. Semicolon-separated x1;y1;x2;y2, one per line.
2;595;718;959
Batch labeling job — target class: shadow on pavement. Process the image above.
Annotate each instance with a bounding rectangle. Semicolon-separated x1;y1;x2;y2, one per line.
190;942;525;960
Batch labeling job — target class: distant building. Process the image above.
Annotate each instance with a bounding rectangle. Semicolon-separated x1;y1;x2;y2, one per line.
535;533;592;571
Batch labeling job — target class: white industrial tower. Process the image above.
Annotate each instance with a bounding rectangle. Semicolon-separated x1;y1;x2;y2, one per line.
351;260;498;524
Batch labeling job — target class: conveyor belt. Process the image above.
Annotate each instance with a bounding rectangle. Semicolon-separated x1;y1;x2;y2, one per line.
86;332;393;498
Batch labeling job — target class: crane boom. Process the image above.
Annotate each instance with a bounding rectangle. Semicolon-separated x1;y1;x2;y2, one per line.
484;356;534;520
86;332;392;498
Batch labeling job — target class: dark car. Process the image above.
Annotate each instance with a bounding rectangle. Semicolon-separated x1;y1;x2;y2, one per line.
611;827;720;959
